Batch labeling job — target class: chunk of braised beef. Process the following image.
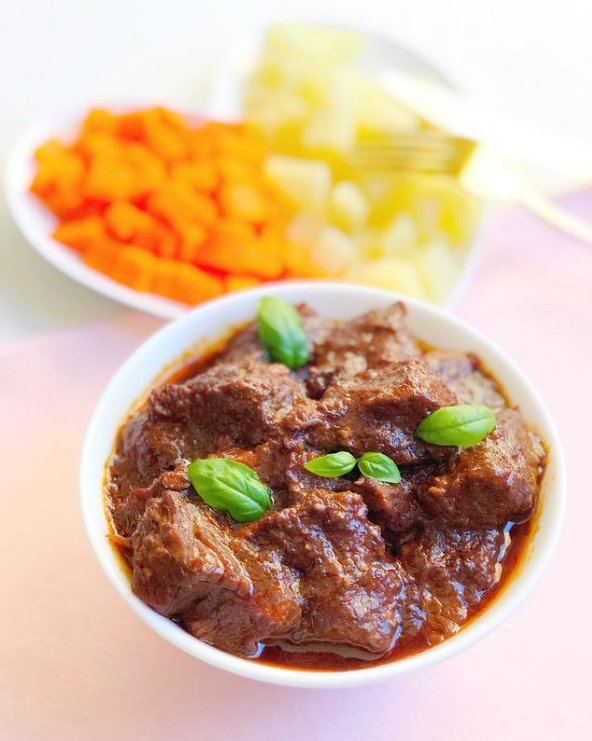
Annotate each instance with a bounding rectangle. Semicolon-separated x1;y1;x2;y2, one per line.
114;410;200;488
418;409;542;528
399;526;507;639
132;491;251;615
309;359;458;465
132;491;302;656
240;488;406;655
185;538;303;657
307;303;421;396
149;361;312;447
353;476;418;533
423;350;506;411
111;462;191;537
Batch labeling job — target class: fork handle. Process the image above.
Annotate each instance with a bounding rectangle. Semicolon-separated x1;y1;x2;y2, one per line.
516;186;592;245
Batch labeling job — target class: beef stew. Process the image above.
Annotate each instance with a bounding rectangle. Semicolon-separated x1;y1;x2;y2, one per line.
105;301;544;670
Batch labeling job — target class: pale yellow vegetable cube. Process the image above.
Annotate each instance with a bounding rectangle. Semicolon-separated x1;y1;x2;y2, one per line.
329;181;369;231
347;257;427;300
380;214;418;255
419;242;461;304
287;212;324;245
264;155;332;213
312;226;359;275
302;72;356;151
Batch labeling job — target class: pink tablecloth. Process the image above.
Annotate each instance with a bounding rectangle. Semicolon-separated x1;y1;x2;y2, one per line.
2;195;592;741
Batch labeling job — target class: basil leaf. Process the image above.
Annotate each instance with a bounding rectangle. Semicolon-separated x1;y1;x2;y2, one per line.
304;451;357;477
358;452;401;484
257;297;309;369
188;458;271;523
416;404;496;447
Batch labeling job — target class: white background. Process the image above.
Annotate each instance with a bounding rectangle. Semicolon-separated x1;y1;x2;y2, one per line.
1;0;591;344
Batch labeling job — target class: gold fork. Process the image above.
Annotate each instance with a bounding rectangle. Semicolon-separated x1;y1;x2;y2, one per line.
345;130;592;245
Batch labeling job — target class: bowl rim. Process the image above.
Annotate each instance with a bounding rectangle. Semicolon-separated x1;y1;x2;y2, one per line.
79;282;566;689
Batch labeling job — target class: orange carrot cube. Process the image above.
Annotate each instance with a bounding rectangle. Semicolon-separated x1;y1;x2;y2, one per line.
52;215;106;253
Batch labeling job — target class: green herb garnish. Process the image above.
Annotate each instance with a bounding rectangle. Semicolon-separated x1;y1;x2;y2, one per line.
304;451;358;477
304;451;401;484
416;404;496;447
188;458;271;523
257;297;309;369
357;452;402;484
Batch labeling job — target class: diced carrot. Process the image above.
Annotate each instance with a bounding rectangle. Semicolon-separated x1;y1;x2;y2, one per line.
156;107;188;132
216;156;258;184
214;129;265;165
76;131;122;161
110;247;157;292
283;240;325;278
152;260;223;304
197;231;284;279
30;149;85;209
83;159;138;202
125;143;167;192
34;139;69;164
81;109;119;136
142;109;189;162
224;275;261;292
52;216;106;253
30;107;295;303
147;182;218;229
104;201;177;255
187;127;217;157
219;183;271;224
171;160;219;193
104;201;145;241
117;111;146;140
216;219;257;240
178;223;208;263
148;259;177;298
171;262;224;304
83;239;120;274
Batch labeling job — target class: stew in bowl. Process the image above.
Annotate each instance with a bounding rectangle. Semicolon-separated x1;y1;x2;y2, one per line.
80;283;564;688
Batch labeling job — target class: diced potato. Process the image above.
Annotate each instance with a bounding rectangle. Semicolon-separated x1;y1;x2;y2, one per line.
348;257;427;300
419;242;461;304
264;155;331;213
380;214;418;255
329;181;369;231
287;211;324;245
241;23;482;305
302;72;356;151
312;226;358;275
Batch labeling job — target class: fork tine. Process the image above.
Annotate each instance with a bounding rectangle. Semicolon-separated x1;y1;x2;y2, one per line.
345;131;477;176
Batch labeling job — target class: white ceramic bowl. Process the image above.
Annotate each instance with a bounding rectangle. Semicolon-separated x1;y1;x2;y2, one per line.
80;282;565;688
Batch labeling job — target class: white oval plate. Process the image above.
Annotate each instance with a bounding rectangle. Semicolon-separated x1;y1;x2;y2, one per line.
5;31;482;319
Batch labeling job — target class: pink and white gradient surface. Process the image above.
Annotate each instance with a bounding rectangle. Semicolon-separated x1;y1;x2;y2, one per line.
2;194;591;740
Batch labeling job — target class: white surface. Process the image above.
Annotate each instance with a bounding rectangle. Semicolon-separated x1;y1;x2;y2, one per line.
80;282;565;689
1;0;591;343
